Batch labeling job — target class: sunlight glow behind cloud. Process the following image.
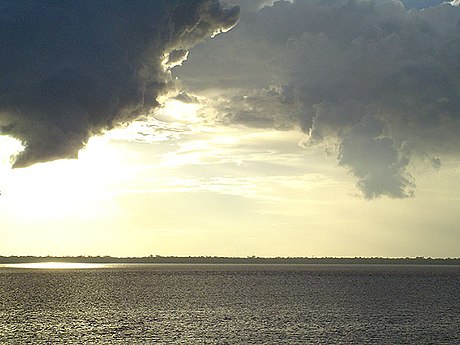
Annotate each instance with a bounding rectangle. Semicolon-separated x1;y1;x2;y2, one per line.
0;136;24;166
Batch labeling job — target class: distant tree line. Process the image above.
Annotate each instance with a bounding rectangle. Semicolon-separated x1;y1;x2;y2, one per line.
1;255;460;265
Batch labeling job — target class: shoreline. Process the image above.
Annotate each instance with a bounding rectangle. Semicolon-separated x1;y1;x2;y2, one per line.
1;256;460;265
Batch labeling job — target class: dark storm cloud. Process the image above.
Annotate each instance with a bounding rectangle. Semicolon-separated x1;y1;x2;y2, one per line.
177;0;460;198
0;0;239;168
223;0;278;13
401;0;446;10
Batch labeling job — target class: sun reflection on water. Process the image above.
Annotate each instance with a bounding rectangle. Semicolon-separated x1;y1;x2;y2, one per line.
0;262;105;269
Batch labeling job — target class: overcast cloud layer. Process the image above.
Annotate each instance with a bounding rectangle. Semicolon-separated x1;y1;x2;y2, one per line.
176;0;460;198
0;0;239;168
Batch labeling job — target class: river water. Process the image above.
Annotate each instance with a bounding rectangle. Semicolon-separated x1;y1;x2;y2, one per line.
1;264;459;344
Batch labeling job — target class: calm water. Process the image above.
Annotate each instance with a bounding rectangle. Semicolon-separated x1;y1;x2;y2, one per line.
1;264;459;344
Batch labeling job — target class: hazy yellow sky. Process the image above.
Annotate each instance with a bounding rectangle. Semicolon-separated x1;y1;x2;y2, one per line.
1;99;459;257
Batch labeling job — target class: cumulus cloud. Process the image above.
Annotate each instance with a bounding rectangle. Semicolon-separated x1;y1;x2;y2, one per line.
0;0;239;168
222;0;280;13
176;0;460;198
338;116;415;199
401;0;446;10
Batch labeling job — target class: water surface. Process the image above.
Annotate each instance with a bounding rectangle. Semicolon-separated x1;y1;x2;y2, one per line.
1;264;459;344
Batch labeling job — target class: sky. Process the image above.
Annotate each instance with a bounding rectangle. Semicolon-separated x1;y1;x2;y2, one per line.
1;0;460;257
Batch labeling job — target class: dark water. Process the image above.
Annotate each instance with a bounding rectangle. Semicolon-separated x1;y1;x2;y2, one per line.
1;264;459;344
